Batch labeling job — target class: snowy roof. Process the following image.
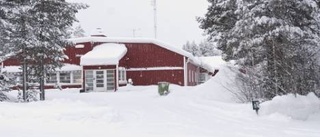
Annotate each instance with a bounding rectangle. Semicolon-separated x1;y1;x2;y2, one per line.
68;36;198;64
199;56;226;71
80;43;127;66
90;28;107;37
1;66;21;73
1;64;81;73
0;52;18;63
57;64;81;71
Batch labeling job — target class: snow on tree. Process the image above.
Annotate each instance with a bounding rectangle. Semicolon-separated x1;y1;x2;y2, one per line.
1;0;88;101
182;41;200;56
0;72;13;101
198;40;221;56
183;40;221;57
71;24;86;38
199;0;320;100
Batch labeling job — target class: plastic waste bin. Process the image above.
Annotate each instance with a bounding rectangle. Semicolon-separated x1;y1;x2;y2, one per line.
158;82;170;96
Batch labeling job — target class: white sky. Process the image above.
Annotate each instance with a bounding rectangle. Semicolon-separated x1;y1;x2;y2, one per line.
67;0;209;47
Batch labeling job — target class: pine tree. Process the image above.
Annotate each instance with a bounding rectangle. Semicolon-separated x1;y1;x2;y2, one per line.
1;0;87;101
0;0;16;56
0;72;13;101
197;0;238;60
198;40;221;56
26;0;87;100
182;41;200;56
71;25;86;38
199;0;320;100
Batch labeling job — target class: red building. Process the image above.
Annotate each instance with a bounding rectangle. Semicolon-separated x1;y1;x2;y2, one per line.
0;35;215;92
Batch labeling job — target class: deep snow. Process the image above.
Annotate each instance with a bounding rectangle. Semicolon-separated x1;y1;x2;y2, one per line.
1;64;320;137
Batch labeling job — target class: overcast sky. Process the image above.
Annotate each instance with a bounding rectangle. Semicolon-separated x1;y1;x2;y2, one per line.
67;0;209;47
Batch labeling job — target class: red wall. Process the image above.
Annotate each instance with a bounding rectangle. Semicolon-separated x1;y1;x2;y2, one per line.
118;43;185;86
127;70;184;86
119;43;184;68
3;58;20;66
64;42;93;65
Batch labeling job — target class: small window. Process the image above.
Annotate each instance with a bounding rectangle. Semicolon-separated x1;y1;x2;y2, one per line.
46;73;57;84
107;70;115;90
199;73;206;83
73;70;82;83
192;71;194;83
118;67;127;84
188;70;191;83
59;72;71;83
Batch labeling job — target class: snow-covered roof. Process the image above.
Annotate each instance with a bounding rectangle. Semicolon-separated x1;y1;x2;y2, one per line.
0;52;18;63
80;43;127;66
68;36;198;64
1;64;81;73
57;64;81;71
1;66;21;73
90;28;107;37
199;56;226;71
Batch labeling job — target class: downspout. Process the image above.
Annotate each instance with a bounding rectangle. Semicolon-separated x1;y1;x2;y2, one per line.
81;65;84;90
116;63;119;91
183;57;190;86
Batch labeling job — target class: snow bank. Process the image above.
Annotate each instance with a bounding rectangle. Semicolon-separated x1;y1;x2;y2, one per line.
260;93;320;121
194;62;238;103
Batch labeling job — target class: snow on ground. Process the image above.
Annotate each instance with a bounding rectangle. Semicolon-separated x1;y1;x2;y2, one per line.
1;64;320;137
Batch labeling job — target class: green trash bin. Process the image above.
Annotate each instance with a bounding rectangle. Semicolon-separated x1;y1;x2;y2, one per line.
158;82;170;96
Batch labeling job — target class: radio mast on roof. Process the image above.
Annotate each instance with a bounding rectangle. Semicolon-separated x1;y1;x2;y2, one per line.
152;0;157;39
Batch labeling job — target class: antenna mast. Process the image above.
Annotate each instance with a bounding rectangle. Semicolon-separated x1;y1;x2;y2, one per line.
153;0;157;39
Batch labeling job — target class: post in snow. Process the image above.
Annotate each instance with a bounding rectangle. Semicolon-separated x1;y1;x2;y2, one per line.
252;100;260;115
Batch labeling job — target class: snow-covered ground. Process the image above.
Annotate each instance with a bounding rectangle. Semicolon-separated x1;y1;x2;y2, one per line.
1;64;320;137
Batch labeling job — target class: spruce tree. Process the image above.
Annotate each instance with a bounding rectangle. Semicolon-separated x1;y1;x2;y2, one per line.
1;0;87;101
182;41;200;56
26;0;87;100
72;25;86;38
199;0;320;100
198;40;220;56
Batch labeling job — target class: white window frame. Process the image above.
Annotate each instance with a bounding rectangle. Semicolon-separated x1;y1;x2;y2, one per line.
188;70;190;83
46;73;58;84
59;71;71;84
118;67;127;84
72;70;82;84
45;70;82;85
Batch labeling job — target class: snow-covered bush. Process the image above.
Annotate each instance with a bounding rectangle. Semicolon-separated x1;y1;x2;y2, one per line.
260;93;320;121
0;73;12;101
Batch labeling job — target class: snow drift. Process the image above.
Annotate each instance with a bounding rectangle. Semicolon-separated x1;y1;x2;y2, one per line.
260;92;320;121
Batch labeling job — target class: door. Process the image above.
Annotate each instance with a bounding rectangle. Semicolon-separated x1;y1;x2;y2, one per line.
94;70;105;92
85;69;115;92
85;70;106;92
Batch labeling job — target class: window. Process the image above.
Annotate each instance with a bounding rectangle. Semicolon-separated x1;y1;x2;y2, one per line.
188;70;191;82
195;72;198;83
7;72;22;85
85;70;94;91
59;72;71;83
118;67;127;84
192;71;194;83
199;73;206;83
46;73;57;84
107;70;115;90
72;71;82;84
